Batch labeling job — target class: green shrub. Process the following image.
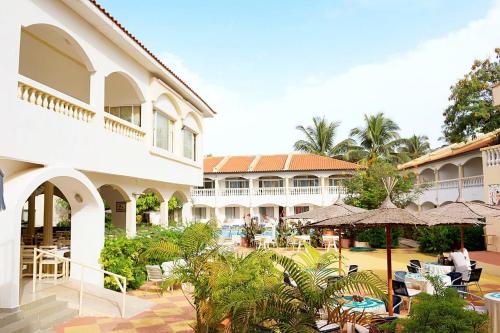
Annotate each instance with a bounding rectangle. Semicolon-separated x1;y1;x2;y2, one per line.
356;227;401;248
382;287;488;333
418;226;485;254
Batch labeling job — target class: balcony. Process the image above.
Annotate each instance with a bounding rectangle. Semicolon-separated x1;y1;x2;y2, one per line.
483;144;500;167
190;186;346;207
418;175;484;206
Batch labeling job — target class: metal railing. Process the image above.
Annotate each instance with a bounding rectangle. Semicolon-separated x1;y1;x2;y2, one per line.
32;248;127;318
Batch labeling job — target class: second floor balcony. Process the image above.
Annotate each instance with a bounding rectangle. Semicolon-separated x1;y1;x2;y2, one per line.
418;175;484;206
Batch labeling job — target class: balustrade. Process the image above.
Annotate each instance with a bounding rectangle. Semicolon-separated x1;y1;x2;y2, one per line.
190;186;346;197
104;114;145;141
484;145;500;167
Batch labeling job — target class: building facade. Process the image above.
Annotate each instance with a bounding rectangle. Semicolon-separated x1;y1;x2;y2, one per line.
190;154;361;223
0;0;214;309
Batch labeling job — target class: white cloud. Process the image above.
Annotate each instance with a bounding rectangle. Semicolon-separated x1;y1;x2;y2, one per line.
163;1;500;156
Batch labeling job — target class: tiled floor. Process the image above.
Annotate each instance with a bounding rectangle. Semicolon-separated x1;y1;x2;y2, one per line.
54;285;194;333
54;249;500;333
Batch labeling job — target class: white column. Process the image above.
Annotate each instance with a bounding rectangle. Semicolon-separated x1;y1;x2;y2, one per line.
27;193;36;241
434;168;439;204
249;178;254;209
126;197;137;237
320;177;326;206
458;164;464;201
89;72;105;127
159;200;168;227
285;177;290;208
182;201;193;223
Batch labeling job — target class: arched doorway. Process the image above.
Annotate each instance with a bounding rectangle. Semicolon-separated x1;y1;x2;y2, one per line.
136;188;164;225
104;72;145;127
0;167;103;308
98;184;130;231
169;191;188;226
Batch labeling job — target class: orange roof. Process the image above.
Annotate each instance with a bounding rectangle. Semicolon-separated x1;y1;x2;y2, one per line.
88;0;215;115
204;156;224;173
253;155;288;172
398;129;500;170
218;156;256;173
288;154;361;171
204;153;360;173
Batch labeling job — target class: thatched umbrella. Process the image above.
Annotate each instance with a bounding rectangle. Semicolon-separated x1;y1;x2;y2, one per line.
309;178;434;316
418;200;498;251
286;197;366;272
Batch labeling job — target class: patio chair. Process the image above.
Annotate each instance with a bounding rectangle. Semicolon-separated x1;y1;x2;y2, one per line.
409;259;421;269
406;265;419;274
463;268;483;294
145;265;165;293
383;294;403;316
394;271;407;282
347;265;358;275
20;245;36;278
286;236;300;250
315;320;340;332
283;271;298;288
470;260;477;270
457;291;488;314
38;246;62;282
392;280;421;313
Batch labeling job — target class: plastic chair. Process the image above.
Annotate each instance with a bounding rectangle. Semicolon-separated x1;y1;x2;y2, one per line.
392;280;421;313
406;265;419;274
145;265;165;292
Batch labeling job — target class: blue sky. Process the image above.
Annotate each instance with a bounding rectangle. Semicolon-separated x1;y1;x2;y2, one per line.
99;0;499;155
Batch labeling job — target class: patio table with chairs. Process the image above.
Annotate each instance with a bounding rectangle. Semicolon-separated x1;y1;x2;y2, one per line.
404;272;451;294
341;296;387;315
423;262;454;275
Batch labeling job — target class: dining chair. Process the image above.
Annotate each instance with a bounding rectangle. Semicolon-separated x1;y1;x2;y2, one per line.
38;246;61;282
409;259;421;268
384;294;403;315
347;265;358;275
145;265;165;293
463;268;483;294
392;280;421;313
406;265;419;274
394;271;407;282
20;245;36;278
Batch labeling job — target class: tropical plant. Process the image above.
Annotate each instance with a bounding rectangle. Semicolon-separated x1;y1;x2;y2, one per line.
293;116;353;158
136;192;161;215
443;48;500;143
343;113;401;164
418;225;485;254
398;135;431;162
382;287;488;333
356;227;401;248
343;159;418;209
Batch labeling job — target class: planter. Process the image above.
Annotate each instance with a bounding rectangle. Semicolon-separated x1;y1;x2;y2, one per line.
354;241;369;248
240;237;249;247
323;229;335;236
340;238;351;248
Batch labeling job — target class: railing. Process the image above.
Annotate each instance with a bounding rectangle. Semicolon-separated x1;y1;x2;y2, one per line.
253;187;286;196
461;175;484;188
437;178;460;189
18;76;95;123
32;248;127;318
483;144;500;167
191;186;347;197
219;188;250;196
104;114;146;141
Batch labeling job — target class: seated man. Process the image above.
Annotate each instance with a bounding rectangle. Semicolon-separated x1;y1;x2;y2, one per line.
449;250;471;279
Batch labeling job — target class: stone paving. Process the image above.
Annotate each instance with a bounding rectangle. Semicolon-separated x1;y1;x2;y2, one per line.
54;248;500;332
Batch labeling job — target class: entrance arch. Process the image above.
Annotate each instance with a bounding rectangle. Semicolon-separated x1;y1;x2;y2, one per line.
0;166;103;308
98;184;130;231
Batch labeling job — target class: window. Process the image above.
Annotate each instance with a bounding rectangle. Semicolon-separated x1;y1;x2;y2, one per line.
293;176;318;187
259;177;283;188
225;206;240;219
194;207;207;220
183;128;196;160
294;206;309;214
105;105;141;126
153;110;174;152
225;178;249;188
195;178;215;189
329;177;345;186
259;207;275;218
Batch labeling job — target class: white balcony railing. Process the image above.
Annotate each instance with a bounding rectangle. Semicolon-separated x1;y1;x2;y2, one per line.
462;175;484;188
104;113;145;141
484;144;500;167
190;186;346;197
18;76;95;123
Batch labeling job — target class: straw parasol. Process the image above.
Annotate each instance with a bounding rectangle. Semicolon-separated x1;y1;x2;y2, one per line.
309;178;433;316
287;196;366;273
418;200;499;251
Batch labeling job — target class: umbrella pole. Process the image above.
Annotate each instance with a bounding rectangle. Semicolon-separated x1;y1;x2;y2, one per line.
460;225;465;252
338;227;342;274
386;225;393;317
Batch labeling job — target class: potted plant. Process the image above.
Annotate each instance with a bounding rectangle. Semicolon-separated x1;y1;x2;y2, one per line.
241;218;262;247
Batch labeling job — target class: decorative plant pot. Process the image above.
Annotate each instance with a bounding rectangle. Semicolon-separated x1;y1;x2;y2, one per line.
323;229;335;236
240;237;249;247
354;241;369;248
341;238;351;248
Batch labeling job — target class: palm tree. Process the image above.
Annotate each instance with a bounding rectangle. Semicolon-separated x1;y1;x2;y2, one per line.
346;113;402;164
398;135;430;162
294;117;353;158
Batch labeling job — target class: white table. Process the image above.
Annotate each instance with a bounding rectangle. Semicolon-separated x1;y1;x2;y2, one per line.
293;235;311;250
404;273;451;294
322;235;339;251
485;292;500;333
424;262;454;275
254;235;273;249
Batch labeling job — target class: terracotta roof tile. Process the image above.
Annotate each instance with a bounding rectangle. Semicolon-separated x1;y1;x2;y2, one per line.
204;156;224;173
204;154;360;173
288;154;361;171
218;156;256;173
253;155;288;172
88;0;215;115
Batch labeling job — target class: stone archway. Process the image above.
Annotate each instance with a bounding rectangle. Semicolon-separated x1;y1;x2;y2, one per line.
0;166;103;309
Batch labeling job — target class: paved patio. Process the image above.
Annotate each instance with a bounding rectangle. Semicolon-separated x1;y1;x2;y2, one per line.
54;248;500;333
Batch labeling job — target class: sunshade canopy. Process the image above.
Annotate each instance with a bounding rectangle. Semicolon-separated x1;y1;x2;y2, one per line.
285;198;366;222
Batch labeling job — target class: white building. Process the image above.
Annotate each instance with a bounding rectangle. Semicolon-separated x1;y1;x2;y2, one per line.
0;0;214;310
190;154;361;223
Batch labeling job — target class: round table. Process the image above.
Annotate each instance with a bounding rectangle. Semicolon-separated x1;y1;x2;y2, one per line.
404;273;451;294
485;292;500;333
424;262;454;275
342;296;386;314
